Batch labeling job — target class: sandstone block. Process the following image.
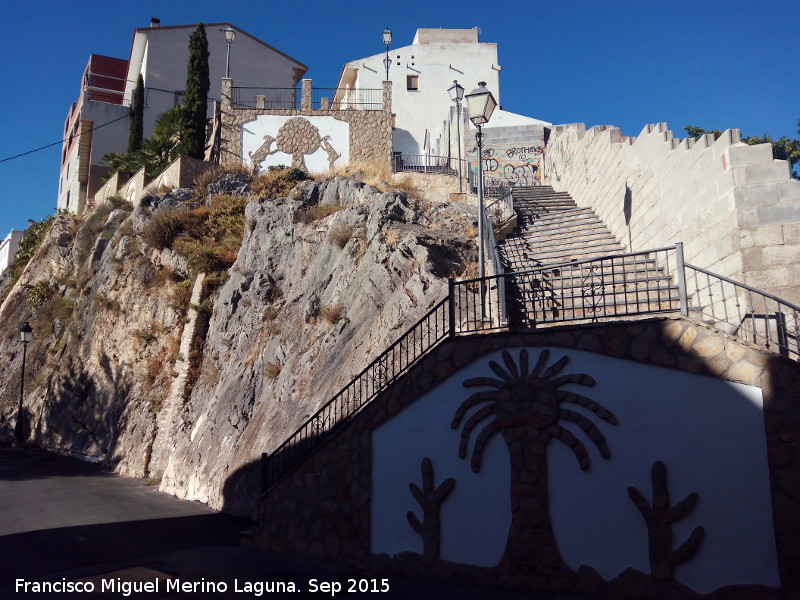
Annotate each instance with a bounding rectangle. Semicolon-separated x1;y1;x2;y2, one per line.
692;333;725;358
728;143;772;168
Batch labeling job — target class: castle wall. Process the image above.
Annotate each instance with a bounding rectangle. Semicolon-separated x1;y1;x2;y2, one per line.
542;123;800;304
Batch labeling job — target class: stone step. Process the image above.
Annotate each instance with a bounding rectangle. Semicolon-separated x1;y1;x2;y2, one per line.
504;229;619;247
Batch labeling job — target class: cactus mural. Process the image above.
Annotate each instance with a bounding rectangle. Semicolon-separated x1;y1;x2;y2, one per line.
406;458;456;562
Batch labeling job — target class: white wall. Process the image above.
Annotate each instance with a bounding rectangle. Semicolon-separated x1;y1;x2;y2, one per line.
343;30;500;156
0;230;24;273
371;346;779;593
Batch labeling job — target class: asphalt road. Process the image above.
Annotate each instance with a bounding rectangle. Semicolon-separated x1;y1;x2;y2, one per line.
0;443;594;600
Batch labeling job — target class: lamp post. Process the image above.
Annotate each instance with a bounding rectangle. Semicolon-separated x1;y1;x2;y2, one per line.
223;26;236;78
14;322;32;446
382;28;392;81
465;81;497;317
448;80;465;193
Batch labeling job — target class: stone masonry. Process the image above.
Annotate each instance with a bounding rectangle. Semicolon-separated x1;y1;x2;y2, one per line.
258;318;800;598
220;78;393;171
542;123;800;305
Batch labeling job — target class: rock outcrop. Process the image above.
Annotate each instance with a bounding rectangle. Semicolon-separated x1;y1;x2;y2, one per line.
0;175;476;517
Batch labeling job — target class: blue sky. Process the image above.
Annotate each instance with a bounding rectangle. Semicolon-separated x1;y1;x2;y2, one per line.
1;0;797;238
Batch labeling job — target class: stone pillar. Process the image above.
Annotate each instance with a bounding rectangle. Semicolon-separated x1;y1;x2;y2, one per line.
219;78;237;167
301;79;312;110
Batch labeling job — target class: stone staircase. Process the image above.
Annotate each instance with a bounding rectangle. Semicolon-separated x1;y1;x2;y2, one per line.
498;186;682;324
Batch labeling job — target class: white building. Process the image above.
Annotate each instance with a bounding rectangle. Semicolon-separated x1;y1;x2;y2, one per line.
336;28;501;157
58;18;307;215
0;230;24;275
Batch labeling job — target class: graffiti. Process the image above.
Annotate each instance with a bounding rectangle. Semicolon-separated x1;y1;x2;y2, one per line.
506;146;544;159
504;163;538;186
483;158;499;172
482;147;496;159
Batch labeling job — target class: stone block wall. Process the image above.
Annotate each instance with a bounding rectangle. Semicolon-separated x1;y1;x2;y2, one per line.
258;319;800;598
220;78;393;172
542;123;800;304
93;170;131;207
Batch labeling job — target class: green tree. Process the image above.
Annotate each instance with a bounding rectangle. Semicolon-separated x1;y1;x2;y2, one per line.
685;124;800;179
182;22;210;159
128;74;144;152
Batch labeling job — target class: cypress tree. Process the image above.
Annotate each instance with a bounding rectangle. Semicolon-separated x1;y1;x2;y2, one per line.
128;74;144;152
182;22;210;159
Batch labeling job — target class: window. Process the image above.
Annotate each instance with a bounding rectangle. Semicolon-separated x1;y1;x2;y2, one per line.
407;75;419;91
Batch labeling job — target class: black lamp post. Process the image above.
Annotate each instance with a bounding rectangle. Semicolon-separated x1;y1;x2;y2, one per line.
448;80;465;193
382;28;392;81
465;81;497;317
223;26;236;78
14;322;32;445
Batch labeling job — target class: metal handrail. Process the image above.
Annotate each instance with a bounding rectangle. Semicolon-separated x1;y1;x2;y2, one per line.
262;298;450;491
393;154;466;176
261;242;800;492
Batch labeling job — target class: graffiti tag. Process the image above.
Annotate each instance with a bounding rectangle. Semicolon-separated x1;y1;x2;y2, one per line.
506;146;544;159
504;163;538;186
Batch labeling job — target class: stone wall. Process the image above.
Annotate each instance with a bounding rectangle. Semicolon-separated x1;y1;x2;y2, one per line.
542;123;800;304
464;123;547;187
220;78;393;172
258;319;800;598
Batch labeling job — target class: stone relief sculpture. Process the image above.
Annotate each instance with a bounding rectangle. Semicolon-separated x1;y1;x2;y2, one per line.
247;117;341;173
406;457;455;563
451;348;618;578
628;460;705;579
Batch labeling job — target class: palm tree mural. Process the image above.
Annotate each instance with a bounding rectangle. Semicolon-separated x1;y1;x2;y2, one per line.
451;348;618;582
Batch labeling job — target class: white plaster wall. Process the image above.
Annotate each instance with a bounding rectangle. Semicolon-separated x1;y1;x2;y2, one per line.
346;36;499;156
242;115;349;174
57;142;82;212
134;26;304;139
371;346;779;594
0;230;23;273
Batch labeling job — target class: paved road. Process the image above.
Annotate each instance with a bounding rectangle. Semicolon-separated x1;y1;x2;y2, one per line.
0;444;594;599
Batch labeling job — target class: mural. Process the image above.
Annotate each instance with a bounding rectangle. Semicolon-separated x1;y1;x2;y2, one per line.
371;347;780;594
242;115;348;173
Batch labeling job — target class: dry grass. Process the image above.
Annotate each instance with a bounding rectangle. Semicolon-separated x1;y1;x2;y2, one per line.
465;224;478;238
382;227;399;248
251;168;298;199
297;203;345;223
323;161;392;190
264;360;282;379
319;303;345;324
329;222;355;248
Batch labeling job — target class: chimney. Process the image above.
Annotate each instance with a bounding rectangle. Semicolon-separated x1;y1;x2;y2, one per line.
150;17;160;27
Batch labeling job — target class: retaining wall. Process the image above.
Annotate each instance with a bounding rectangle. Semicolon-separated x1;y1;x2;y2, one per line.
542;123;800;304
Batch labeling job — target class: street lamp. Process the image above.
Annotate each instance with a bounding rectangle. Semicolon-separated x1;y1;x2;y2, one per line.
465;81;497;317
223;26;236;78
448;80;465;193
382;28;392;81
14;322;32;445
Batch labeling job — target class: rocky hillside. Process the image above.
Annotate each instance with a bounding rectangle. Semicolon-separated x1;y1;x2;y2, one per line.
0;171;477;516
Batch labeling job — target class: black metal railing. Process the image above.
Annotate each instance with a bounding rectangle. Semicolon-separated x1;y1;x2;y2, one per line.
684;262;799;360
485;178;514;226
262;299;450;491
231;87;299;109
230;87;383;110
393;154;466;176
261;242;800;493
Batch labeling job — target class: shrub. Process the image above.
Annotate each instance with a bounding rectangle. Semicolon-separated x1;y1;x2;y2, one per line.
143;208;183;249
107;194;134;212
26;281;55;307
251;167;298;199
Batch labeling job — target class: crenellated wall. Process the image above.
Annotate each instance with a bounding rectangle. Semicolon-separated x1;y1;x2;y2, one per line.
542;123;800;304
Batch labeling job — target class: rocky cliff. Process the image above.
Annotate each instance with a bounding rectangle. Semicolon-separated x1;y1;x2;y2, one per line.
0;173;476;516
